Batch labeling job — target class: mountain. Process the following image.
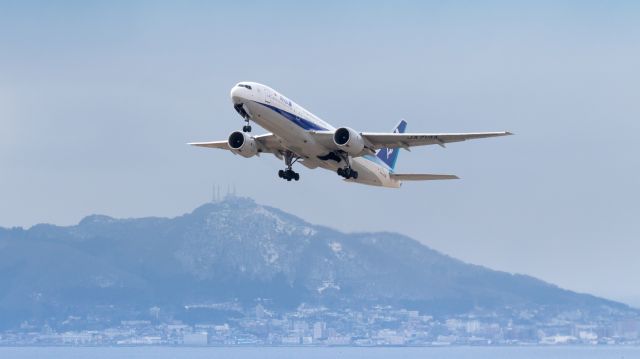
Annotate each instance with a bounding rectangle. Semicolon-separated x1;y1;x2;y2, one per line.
0;197;634;329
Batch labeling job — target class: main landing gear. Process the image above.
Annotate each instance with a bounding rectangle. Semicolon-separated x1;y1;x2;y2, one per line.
337;167;358;179
278;151;300;181
278;169;299;181
335;151;358;179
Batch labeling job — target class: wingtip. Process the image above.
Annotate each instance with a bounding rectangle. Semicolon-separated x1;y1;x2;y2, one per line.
505;131;514;135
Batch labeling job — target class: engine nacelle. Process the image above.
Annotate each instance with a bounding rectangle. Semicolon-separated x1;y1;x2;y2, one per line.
333;127;365;155
227;131;258;158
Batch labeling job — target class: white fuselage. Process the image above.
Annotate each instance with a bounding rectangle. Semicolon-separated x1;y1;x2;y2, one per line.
230;82;401;188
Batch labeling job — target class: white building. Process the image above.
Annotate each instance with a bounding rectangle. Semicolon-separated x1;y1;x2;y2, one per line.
183;332;208;346
313;321;326;340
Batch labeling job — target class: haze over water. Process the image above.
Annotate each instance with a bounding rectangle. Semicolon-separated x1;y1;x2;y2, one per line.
0;346;638;359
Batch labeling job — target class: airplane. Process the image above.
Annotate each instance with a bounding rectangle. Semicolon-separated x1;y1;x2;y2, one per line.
189;82;512;188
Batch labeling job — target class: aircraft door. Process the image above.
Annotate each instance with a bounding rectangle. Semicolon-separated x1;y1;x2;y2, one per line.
265;88;273;104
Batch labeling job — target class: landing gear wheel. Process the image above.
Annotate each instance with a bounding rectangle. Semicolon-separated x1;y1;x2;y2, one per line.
281;169;299;181
278;170;285;178
242;125;252;133
337;167;358;179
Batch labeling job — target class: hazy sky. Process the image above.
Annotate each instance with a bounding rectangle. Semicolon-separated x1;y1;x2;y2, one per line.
1;1;639;306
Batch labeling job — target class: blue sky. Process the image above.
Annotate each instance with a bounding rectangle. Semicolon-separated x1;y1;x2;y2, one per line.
1;1;639;306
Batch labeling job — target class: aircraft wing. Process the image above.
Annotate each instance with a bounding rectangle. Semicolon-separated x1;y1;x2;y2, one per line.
309;130;512;153
188;140;228;149
361;131;512;150
188;133;285;157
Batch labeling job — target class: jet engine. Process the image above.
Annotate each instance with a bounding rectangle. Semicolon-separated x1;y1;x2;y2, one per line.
227;131;258;158
333;127;365;156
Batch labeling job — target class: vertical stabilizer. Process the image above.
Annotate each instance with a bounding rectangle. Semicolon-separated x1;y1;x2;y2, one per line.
375;119;407;170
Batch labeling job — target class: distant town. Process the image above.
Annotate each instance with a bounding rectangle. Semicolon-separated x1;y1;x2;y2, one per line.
1;304;638;347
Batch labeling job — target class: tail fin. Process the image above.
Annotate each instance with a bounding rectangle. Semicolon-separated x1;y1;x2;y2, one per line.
376;119;407;170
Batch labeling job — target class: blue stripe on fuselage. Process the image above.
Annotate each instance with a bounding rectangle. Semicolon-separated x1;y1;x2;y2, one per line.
253;101;328;131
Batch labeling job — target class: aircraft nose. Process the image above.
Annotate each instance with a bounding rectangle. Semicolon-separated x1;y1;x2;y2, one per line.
231;83;255;103
230;85;243;103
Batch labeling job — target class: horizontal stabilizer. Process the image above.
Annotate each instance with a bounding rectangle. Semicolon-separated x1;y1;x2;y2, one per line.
188;141;228;149
390;173;459;181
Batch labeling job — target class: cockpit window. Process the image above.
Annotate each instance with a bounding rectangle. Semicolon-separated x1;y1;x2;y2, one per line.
238;84;252;90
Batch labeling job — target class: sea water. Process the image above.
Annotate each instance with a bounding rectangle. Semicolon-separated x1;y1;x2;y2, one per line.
0;346;638;359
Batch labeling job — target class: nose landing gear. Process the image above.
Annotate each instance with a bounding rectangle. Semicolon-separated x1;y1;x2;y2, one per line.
234;103;252;132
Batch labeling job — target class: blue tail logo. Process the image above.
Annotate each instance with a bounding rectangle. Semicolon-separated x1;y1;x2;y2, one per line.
376;119;407;170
